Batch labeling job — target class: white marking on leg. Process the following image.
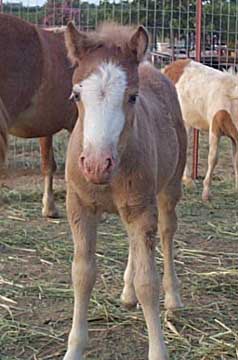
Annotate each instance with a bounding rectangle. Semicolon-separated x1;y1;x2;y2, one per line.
42;174;58;218
121;244;137;308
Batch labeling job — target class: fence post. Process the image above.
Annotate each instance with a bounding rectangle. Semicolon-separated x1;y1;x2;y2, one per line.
192;0;202;180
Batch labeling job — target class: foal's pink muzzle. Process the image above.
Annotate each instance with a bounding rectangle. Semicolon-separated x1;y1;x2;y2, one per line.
79;151;115;184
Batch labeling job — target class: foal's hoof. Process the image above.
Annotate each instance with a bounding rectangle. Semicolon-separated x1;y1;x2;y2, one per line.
42;206;60;218
202;191;212;202
63;349;83;360
182;176;196;188
121;292;138;309
164;293;184;311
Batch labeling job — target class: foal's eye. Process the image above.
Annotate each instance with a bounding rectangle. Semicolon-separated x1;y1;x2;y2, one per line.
73;92;81;102
128;94;138;104
70;91;81;102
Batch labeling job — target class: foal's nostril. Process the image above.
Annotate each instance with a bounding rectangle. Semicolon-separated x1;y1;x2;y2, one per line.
80;155;85;168
105;158;113;171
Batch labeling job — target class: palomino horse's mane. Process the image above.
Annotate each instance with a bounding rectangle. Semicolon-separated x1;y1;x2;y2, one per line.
221;67;238;100
223;66;238;77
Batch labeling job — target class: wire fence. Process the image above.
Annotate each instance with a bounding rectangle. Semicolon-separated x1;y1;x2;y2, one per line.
1;0;238;169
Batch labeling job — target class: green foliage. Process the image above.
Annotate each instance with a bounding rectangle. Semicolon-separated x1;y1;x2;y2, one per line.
2;0;238;49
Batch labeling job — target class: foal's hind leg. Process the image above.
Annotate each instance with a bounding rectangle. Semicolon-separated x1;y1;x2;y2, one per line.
120;203;168;360
158;191;183;310
121;243;138;309
64;189;97;360
40;136;59;218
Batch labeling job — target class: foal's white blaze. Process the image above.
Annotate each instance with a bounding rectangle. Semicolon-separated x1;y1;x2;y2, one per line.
80;62;127;154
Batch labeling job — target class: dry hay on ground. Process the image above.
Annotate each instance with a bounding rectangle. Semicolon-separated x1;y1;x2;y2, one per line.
0;133;238;360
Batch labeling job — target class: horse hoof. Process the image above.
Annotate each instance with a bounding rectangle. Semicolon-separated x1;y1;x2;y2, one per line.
164;293;184;311
202;192;211;202
121;292;138;309
182;177;196;188
63;350;83;360
42;206;60;218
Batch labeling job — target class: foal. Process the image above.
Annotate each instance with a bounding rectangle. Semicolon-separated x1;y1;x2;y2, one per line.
64;23;187;360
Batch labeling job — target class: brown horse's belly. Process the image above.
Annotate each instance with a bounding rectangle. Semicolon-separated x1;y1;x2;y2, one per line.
9;99;65;138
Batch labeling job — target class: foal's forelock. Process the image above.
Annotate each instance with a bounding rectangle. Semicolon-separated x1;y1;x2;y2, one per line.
78;62;127;152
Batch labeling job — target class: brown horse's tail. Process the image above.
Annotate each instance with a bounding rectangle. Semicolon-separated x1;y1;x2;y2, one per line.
0;97;9;163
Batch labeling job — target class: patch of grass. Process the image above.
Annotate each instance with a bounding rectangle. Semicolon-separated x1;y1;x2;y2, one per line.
1;173;238;359
1;130;238;359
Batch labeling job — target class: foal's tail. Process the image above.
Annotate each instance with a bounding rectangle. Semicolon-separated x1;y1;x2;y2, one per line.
0;97;9;163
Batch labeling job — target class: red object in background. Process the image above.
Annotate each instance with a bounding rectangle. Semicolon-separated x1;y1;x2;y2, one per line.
193;0;202;180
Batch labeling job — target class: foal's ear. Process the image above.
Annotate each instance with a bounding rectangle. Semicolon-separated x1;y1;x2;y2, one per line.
129;26;149;62
65;22;97;64
65;22;86;64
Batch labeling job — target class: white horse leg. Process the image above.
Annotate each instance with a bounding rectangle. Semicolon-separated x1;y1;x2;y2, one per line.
182;125;195;187
202;129;220;201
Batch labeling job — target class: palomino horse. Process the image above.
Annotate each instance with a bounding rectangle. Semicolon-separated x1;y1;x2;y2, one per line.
164;59;238;201
63;23;187;360
0;14;77;217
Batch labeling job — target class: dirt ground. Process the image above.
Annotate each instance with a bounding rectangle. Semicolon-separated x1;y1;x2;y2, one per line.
0;133;238;360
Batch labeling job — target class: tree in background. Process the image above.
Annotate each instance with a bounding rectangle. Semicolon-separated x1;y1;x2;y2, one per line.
42;0;80;26
3;0;237;52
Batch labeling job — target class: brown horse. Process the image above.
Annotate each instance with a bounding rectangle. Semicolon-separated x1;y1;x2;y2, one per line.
64;23;187;360
0;13;77;217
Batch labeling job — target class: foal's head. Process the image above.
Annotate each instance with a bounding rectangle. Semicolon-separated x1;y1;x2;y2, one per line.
65;22;149;184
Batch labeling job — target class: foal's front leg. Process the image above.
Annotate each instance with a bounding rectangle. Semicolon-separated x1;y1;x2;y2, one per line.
64;190;97;360
120;204;168;360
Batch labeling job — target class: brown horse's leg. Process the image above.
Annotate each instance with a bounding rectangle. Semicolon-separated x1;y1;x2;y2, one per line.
158;192;183;310
64;189;97;360
121;243;138;309
120;203;168;360
39;136;59;218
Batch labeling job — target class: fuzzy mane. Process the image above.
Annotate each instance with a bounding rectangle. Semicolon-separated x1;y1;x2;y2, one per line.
223;66;238;77
76;22;148;54
97;22;139;45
